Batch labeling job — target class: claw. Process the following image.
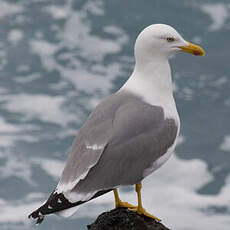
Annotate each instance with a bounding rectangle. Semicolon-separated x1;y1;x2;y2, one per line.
127;205;161;222
133;206;161;222
116;201;137;209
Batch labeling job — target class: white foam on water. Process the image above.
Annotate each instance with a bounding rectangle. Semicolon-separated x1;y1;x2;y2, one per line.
32;158;65;180
220;135;230;152
3;94;78;127
0;1;23;19
201;3;229;31
0;151;34;185
8;29;24;45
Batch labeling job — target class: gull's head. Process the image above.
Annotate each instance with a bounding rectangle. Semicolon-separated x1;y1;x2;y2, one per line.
134;24;205;63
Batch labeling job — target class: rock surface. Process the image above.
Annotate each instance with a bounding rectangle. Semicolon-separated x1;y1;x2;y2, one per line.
87;208;170;230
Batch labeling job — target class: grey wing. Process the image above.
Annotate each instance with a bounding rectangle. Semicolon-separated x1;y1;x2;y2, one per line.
74;100;178;193
28;95;121;221
56;95;118;194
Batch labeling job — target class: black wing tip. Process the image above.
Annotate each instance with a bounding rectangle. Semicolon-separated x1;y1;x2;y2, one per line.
28;210;45;225
27;191;72;225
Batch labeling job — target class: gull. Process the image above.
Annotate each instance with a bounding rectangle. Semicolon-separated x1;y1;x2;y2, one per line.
29;24;205;224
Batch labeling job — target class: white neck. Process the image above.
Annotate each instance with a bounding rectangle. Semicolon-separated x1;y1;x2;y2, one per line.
121;58;179;122
122;59;173;102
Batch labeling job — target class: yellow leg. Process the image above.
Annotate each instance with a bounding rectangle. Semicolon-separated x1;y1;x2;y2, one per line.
131;182;161;222
113;188;136;209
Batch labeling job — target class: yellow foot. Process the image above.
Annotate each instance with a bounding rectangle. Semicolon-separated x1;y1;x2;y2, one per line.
129;206;161;222
116;201;137;209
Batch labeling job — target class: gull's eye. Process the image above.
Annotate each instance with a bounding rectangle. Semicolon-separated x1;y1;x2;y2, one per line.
166;37;175;42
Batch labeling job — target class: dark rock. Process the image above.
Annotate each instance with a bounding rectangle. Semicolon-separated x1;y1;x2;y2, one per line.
87;208;170;230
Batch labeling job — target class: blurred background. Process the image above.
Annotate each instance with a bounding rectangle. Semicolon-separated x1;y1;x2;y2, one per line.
0;0;229;229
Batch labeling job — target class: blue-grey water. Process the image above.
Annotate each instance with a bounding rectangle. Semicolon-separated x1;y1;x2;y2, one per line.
0;0;229;229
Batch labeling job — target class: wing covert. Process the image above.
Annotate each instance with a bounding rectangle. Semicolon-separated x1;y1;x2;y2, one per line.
73;101;178;193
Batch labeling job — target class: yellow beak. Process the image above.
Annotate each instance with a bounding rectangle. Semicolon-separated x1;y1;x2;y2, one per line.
179;41;205;56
